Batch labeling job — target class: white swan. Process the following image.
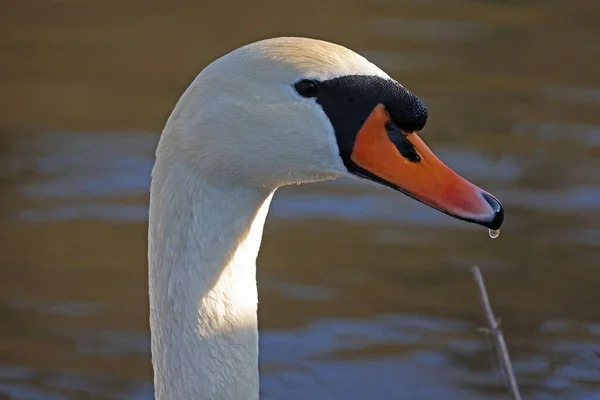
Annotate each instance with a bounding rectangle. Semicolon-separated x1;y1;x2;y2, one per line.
148;37;503;400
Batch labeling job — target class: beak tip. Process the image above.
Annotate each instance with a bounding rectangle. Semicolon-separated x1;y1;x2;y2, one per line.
481;192;504;230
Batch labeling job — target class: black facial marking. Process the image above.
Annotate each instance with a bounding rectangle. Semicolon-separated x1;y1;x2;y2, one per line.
303;75;427;167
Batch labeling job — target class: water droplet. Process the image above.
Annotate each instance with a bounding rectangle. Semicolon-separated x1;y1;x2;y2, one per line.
488;229;500;239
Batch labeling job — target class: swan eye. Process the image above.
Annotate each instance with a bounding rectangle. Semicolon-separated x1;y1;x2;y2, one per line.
294;79;319;98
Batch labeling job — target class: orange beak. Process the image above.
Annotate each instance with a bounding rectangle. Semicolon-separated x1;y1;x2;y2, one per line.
350;104;503;229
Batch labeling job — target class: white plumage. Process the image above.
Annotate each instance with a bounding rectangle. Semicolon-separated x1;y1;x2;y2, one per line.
149;37;387;400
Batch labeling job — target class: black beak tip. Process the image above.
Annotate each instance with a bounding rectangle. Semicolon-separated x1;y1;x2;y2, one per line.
481;192;504;230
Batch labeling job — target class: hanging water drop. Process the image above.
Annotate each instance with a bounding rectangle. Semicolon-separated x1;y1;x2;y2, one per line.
488;229;500;239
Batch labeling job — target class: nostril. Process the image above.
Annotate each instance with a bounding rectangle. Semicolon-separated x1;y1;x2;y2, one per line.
481;192;504;230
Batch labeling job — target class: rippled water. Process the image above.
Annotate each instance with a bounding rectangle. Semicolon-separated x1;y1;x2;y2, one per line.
1;0;600;399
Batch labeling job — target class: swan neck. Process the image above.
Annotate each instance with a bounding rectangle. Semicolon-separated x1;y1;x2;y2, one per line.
148;157;273;400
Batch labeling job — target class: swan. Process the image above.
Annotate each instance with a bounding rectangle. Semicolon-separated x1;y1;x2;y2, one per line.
148;37;504;400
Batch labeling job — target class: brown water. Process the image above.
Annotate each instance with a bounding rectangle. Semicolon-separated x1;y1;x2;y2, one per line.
1;1;600;399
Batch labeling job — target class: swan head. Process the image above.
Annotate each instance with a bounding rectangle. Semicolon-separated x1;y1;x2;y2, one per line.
161;37;503;230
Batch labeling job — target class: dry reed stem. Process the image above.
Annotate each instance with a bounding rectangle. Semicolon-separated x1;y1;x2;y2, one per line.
471;266;522;400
